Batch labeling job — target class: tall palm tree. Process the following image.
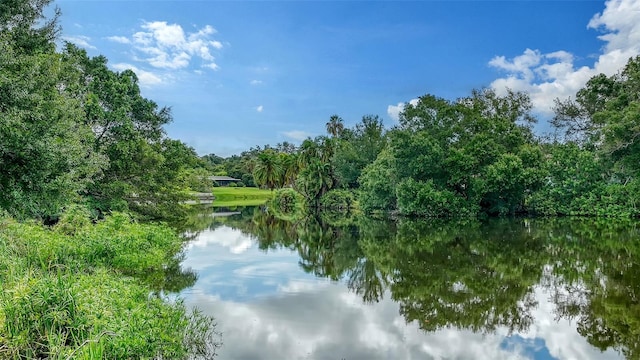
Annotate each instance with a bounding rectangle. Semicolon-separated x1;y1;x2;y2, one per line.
252;150;282;190
326;114;345;137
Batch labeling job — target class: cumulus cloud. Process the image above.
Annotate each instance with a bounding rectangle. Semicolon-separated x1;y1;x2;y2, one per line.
489;0;640;116
62;35;96;49
250;79;263;85
105;36;130;44
111;63;163;87
109;21;223;71
256;105;264;113
282;130;311;141
387;98;419;122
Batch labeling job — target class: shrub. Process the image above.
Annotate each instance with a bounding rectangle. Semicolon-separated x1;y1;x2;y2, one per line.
271;188;304;213
396;178;477;217
320;189;355;211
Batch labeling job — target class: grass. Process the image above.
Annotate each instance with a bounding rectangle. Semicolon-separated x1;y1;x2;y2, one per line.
212;187;273;207
0;207;220;359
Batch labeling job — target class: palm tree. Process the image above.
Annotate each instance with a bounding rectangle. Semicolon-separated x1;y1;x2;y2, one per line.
326;114;345;137
297;139;318;169
252;150;282;190
280;152;299;187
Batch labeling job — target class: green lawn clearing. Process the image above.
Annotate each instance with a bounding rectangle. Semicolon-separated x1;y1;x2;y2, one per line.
212;187;273;207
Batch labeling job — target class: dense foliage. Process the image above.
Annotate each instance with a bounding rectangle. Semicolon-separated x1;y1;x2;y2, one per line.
0;2;219;358
0;209;219;359
0;0;210;221
201;55;640;218
234;56;640;218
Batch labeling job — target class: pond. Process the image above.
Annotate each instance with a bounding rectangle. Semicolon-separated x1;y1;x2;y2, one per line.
177;206;640;359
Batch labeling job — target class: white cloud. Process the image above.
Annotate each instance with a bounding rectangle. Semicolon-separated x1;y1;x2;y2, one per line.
256;105;264;113
62;35;96;49
111;63;163;87
250;80;263;85
125;21;223;70
387;98;419;122
105;36;130;44
188;225;253;254
282;130;311;141
203;63;220;71
489;0;640;116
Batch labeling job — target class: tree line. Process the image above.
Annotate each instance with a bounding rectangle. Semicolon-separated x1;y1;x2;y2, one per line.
208;57;640;217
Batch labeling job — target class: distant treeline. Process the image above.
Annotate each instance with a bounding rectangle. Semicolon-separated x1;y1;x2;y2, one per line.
205;58;640;217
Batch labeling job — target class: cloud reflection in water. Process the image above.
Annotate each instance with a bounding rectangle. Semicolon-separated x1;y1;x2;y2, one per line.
180;225;622;360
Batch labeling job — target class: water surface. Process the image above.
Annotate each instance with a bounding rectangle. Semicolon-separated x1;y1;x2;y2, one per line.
178;206;639;359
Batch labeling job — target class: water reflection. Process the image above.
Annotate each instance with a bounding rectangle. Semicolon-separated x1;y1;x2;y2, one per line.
178;206;639;359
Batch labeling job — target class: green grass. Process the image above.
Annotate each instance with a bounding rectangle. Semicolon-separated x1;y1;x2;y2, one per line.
0;208;220;359
212;187;273;207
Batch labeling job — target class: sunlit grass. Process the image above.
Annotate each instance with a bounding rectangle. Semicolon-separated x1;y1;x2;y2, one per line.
212;187;273;207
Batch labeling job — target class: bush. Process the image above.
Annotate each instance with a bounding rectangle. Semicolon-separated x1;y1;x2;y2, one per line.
320;189;355;211
271;188;304;214
396;178;477;217
228;182;238;187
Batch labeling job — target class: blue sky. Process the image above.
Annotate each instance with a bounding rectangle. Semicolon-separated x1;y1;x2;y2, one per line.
56;0;640;156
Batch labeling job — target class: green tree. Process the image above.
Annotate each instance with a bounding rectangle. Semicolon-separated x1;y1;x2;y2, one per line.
61;45;196;218
325;114;344;137
363;89;542;216
253;149;283;190
358;148;397;212
0;2;105;219
333;115;386;188
0;0;59;55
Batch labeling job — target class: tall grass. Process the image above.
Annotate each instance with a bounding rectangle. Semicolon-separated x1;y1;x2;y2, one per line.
0;208;220;359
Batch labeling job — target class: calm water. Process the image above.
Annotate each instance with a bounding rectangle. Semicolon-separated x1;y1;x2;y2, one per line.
177;206;640;360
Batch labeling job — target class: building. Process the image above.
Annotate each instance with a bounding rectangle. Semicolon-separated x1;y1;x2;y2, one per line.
208;175;241;187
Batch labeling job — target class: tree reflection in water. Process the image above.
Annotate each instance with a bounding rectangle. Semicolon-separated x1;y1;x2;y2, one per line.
181;205;640;359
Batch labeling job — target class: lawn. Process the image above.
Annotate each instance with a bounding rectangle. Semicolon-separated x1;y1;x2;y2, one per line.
212;187;273;207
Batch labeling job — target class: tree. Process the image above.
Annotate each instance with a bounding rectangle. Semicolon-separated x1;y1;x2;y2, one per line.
60;44;196;218
0;0;60;55
333;115;386;188
0;1;105;219
325;114;344;137
553;56;640;171
363;89;542;216
253;149;282;190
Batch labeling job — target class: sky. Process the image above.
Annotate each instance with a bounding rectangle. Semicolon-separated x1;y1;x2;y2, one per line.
55;0;640;157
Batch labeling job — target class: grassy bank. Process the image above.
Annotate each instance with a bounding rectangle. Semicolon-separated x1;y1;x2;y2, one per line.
0;208;219;359
212;187;273;207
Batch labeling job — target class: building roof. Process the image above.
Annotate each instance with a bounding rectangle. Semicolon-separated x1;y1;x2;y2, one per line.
208;175;241;181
